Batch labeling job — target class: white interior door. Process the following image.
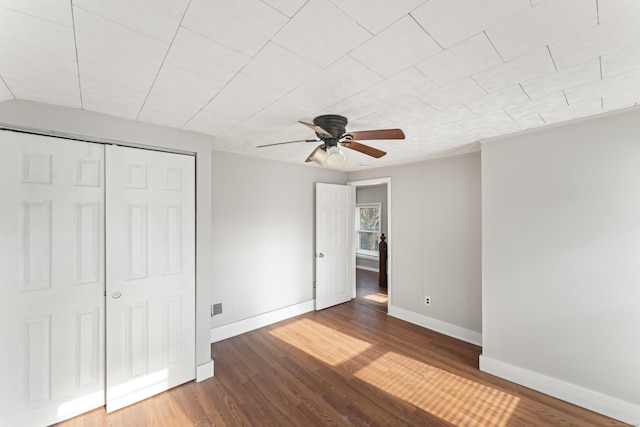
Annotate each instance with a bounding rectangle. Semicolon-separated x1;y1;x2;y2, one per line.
105;145;195;412
315;183;355;310
0;131;105;426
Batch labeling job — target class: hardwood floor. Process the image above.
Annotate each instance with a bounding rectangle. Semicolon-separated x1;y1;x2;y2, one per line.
55;270;628;426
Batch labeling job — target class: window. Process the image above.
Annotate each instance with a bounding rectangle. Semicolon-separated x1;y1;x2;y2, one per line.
356;203;381;258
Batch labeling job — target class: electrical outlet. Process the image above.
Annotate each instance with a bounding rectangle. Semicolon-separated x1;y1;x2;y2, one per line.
424;296;431;306
211;303;223;316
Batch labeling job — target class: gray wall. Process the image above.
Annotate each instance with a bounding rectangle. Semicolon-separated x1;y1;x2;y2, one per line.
210;151;345;328
355;184;387;271
348;153;482;340
0;99;215;374
481;108;640;423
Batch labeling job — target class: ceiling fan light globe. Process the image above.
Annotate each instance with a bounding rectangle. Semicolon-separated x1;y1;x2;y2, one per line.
307;146;327;165
325;145;347;168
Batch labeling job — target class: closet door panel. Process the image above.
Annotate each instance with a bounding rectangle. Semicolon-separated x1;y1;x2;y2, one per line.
0;131;105;426
105;146;195;412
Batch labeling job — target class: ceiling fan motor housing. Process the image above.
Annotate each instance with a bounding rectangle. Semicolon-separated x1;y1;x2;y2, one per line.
313;114;348;143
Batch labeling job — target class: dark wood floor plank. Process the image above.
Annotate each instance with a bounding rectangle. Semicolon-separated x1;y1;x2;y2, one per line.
52;269;629;426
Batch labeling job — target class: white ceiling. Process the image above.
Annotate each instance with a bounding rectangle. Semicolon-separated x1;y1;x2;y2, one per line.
1;0;639;171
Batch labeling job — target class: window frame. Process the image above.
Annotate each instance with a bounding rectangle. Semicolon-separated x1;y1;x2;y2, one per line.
355;202;382;259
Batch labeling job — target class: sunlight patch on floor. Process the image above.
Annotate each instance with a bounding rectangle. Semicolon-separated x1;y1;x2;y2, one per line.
362;293;387;303
269;318;372;366
354;351;520;427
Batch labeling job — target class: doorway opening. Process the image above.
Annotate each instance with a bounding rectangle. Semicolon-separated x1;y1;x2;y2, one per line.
348;178;391;313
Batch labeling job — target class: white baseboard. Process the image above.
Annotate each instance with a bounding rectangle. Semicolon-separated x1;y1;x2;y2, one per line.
210;300;315;343
480;355;640;426
388;304;482;346
196;359;214;382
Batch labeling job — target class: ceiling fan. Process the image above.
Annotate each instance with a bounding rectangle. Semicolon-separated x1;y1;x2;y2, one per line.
257;114;405;167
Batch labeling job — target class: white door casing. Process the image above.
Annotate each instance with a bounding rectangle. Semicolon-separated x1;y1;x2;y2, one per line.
105;145;195;412
0;131;106;426
315;183;355;310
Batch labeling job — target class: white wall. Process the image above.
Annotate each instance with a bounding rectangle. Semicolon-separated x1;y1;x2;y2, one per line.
0;99;214;378
481;108;640;424
348;153;482;345
210;151;345;335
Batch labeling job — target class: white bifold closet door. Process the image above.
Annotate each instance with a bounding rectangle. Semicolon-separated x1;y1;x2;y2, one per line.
0;132;195;426
0;132;106;426
105;145;195;412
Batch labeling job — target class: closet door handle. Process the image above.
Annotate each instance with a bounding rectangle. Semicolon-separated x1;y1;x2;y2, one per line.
111;291;122;299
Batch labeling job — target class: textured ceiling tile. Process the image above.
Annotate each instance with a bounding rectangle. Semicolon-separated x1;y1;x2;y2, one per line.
202;97;260;122
138;63;225;128
329;0;428;34
504;92;568;120
597;0;640;23
322;91;391;121
411;0;531;48
279;56;383;113
565;69;640;106
520;58;601;99
183;109;240;138
273;0;371;67
366;67;438;106
165;28;250;85
550;9;640;70
261;0;306;17
603;92;640;111
236;101;309;133
74;0;189;43
539;98;603;125
203;73;285;121
512;113;546;130
465;85;529;114
379;97;436;123
183;0;287;56
80;71;152;118
476;108;515;131
0;0;72;26
472;48;556;93
1;0;638;171
415;33;503;87
212;126;265;151
74;7;168;118
350;15;441;77
486;0;596;61
601;43;640;78
419;78;486;110
241;42;321;92
0;8;79;107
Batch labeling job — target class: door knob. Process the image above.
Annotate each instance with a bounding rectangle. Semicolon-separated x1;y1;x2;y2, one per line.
318;253;324;258
112;291;122;299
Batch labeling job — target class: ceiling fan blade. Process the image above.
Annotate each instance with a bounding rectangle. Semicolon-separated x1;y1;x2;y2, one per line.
341;140;386;158
305;144;325;163
344;128;405;140
299;121;333;138
257;139;318;148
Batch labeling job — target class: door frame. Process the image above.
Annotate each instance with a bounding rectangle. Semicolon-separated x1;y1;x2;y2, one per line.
347;177;392;306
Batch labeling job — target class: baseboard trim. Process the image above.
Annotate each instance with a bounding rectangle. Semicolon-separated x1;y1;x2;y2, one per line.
388;305;482;346
210;300;315;343
196;359;214;382
356;265;379;273
480;355;640;426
